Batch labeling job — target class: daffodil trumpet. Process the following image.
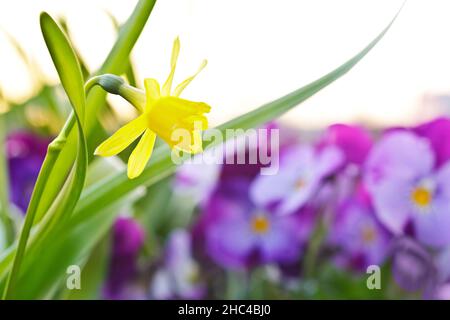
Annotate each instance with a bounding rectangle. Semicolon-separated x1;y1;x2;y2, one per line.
88;38;210;179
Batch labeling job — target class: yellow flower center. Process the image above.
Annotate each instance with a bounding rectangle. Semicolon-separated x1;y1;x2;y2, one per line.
361;226;376;244
251;215;270;234
411;186;432;208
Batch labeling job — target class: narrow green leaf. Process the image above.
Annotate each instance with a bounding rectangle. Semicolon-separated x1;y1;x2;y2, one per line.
40;13;86;123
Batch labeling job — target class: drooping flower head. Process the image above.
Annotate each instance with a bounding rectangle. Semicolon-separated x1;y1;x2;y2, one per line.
94;38;211;179
150;229;205;300
6;132;50;213
365;130;450;247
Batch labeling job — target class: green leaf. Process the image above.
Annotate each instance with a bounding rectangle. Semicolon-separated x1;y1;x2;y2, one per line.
0;183;144;299
2;12;88;299
62;234;111;300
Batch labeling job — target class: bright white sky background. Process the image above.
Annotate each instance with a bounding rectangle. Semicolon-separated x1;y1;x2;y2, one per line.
1;0;450;129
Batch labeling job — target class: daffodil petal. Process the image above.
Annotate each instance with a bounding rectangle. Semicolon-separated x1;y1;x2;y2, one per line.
144;78;160;111
162;37;180;96
173;59;207;97
127;129;156;179
94;114;147;157
183;115;208;130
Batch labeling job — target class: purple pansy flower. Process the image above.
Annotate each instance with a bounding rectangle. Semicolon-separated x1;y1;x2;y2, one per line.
103;216;145;300
198;177;314;270
150;229;205;300
6;132;49;213
250;144;343;215
365;131;450;247
328;186;391;271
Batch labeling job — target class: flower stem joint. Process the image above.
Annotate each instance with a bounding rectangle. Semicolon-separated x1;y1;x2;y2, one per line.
89;38;211;179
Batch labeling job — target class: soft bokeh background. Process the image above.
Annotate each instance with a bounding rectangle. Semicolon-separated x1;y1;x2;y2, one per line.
2;0;450;300
2;0;450;128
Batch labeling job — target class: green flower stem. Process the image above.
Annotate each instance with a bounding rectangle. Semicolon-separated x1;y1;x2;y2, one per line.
84;75;145;112
303;211;329;279
2;76;100;299
0;114;14;246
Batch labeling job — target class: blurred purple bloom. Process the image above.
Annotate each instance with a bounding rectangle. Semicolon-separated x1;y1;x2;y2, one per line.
433;284;450;300
173;122;281;206
198;177;314;270
319;124;373;167
391;237;437;293
103;217;145;300
150;229;205;300
329;187;391;271
365;131;450;247
6;132;49;213
316;124;374;205
250;144;343;215
174;159;221;206
414;117;450;168
435;246;450;284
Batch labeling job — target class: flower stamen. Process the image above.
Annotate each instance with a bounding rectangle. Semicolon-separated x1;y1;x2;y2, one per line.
411;186;432;209
251;215;270;234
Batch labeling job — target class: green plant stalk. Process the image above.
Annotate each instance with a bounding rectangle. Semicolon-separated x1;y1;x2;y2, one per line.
303;212;328;278
3;99;87;301
2;140;59;299
0;114;14;246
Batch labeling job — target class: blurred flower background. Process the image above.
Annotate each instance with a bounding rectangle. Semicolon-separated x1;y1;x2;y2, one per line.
1;0;450;299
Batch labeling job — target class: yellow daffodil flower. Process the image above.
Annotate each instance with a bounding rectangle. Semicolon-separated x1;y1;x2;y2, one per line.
94;38;210;179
